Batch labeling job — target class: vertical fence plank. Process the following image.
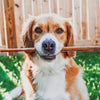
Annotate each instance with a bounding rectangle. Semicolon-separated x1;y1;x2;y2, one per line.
0;0;5;46
59;0;65;17
24;0;32;19
42;0;49;14
32;0;42;16
64;0;72;17
72;0;81;40
4;0;17;54
22;0;32;22
22;0;25;22
14;0;23;47
95;0;100;38
98;0;100;38
81;0;88;39
66;0;72;17
0;0;2;45
50;0;58;14
59;0;72;18
87;0;96;39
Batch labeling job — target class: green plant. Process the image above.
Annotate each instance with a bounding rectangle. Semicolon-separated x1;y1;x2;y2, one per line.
0;52;100;100
0;54;24;99
74;51;100;100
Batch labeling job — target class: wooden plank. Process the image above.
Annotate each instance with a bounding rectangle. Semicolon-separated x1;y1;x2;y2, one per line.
59;0;65;17
4;0;17;55
66;0;72;17
62;46;100;51
22;0;32;22
72;0;82;40
22;0;25;21
32;0;42;16
0;0;6;45
0;45;6;55
0;0;2;45
75;39;100;46
98;0;100;38
95;0;100;38
14;0;23;47
87;0;96;39
59;0;72;18
80;0;88;39
0;45;100;52
50;0;58;14
0;48;35;52
24;0;32;20
42;0;49;14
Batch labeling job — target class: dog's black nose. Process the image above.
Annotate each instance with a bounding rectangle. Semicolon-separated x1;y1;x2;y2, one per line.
42;39;56;54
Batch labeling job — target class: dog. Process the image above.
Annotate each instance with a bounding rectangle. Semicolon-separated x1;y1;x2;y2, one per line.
21;14;89;100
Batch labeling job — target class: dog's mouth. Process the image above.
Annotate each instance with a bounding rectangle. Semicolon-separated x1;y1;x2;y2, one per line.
40;55;56;61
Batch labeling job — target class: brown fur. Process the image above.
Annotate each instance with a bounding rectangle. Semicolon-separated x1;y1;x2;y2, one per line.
62;22;76;58
23;20;35;55
22;54;36;93
21;54;36;99
21;14;89;100
65;65;79;88
22;16;74;56
23;21;35;47
65;59;86;100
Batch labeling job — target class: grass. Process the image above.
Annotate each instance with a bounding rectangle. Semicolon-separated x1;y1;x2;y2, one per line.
74;51;100;100
0;54;24;99
0;52;100;100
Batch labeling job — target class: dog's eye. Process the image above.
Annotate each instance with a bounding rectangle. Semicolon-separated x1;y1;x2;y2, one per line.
35;27;42;34
55;28;64;34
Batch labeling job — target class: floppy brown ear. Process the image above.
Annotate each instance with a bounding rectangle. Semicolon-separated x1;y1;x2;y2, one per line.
22;17;35;54
63;22;76;58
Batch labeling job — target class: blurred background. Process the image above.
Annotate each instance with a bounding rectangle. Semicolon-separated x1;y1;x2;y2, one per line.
0;0;100;50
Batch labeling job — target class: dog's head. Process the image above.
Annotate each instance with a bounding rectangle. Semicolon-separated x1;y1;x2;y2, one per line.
22;14;76;61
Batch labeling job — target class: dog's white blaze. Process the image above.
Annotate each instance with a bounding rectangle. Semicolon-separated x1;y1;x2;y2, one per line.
34;33;63;55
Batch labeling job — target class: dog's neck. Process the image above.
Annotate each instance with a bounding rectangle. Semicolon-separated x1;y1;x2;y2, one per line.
31;53;69;75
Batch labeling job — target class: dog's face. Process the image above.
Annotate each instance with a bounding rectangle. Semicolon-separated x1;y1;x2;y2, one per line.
22;14;75;61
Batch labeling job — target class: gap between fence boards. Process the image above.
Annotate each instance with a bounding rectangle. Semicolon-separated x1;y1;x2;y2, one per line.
0;46;100;52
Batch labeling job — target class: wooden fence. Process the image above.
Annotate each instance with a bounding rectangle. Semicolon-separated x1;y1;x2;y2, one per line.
0;0;100;50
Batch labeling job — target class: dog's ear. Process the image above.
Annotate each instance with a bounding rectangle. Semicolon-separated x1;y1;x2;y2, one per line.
22;17;35;54
63;22;76;58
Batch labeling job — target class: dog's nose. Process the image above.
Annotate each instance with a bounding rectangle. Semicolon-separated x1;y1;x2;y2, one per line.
42;39;56;54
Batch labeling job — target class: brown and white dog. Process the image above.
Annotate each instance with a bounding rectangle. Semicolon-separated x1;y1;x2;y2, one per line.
21;14;89;100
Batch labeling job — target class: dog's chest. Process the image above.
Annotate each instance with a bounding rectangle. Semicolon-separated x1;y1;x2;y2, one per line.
33;70;70;100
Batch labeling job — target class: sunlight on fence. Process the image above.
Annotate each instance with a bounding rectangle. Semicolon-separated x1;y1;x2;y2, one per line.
0;0;100;54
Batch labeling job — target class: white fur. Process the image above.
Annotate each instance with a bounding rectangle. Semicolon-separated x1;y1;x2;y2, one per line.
75;70;89;100
74;98;78;100
34;33;63;55
34;70;70;100
31;54;70;100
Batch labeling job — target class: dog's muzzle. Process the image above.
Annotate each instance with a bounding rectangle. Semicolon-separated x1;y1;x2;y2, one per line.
42;39;56;55
35;33;63;61
40;39;56;61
